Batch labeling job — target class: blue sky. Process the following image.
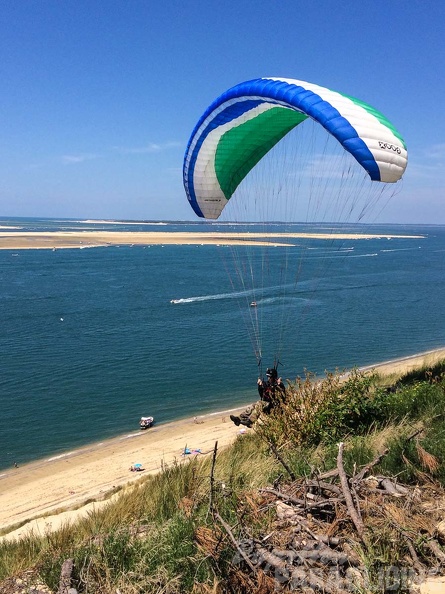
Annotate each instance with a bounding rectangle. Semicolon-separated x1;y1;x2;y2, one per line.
1;1;444;223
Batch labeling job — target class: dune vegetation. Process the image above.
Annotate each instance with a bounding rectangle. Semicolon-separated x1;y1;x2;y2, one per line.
1;360;445;593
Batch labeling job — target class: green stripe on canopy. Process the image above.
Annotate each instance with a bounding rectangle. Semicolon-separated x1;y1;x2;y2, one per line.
215;107;307;200
343;93;406;149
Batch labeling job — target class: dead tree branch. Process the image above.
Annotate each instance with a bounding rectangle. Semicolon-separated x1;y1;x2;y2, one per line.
214;512;256;574
337;442;364;538
352;448;389;483
57;558;75;594
208;441;218;517
269;441;296;480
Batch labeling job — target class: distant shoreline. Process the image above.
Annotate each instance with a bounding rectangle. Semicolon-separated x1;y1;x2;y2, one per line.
1;346;444;540
0;230;424;250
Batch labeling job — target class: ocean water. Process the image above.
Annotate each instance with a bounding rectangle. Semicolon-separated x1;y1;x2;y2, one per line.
1;218;444;471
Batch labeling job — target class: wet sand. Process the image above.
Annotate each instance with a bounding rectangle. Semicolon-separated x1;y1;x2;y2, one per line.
1;347;444;541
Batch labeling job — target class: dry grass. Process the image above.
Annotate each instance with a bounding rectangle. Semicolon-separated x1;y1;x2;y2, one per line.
2;365;445;592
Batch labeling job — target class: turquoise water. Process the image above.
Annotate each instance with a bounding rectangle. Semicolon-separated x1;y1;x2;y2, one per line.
1;218;444;470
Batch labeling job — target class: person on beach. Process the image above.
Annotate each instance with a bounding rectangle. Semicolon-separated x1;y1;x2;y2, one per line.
230;367;286;428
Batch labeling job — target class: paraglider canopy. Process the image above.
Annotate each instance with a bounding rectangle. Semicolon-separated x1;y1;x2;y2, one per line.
183;77;407;220
182;76;408;375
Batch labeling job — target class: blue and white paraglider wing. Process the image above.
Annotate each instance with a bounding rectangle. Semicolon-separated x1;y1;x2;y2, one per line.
183;77;408;219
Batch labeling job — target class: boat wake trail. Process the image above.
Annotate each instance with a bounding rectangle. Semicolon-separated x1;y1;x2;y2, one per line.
170;284;315;306
170;290;252;304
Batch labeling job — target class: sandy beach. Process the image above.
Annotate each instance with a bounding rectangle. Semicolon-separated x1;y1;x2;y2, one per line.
0;230;423;250
0;406;248;540
1;347;445;541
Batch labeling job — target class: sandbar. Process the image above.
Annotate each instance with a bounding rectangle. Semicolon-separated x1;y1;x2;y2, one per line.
0;230;424;250
1;347;445;541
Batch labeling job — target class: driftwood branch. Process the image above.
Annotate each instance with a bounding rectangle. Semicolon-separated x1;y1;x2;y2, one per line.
276;501;342;547
406;427;424;442
304;479;342;497
214;512;256;574
261;487;341;512
426;539;445;563
271;545;356;567
337;442;364;537
291;514;321;541
316;467;339;481
289;566;350;594
405;537;424;573
379;477;405;496
352;448;389;483
374;475;409;495
253;545;350;594
58;558;75;594
269;441;296;480
260;487;306;507
208;441;218;517
230;446;442;589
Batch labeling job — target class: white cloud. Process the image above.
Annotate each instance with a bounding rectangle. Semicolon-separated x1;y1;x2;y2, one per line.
423;143;445;160
61;153;99;165
405;143;445;183
112;141;182;154
56;141;182;166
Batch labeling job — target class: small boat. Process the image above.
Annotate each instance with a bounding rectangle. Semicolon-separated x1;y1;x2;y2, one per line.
250;301;257;307
140;416;154;429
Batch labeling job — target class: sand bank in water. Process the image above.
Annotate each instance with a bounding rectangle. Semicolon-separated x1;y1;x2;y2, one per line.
0;230;423;250
1;347;445;541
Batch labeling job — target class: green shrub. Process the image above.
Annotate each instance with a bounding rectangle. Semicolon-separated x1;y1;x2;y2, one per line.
258;369;387;447
383;380;445;421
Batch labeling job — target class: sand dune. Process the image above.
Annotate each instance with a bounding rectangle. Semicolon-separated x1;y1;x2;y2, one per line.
1;347;445;541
